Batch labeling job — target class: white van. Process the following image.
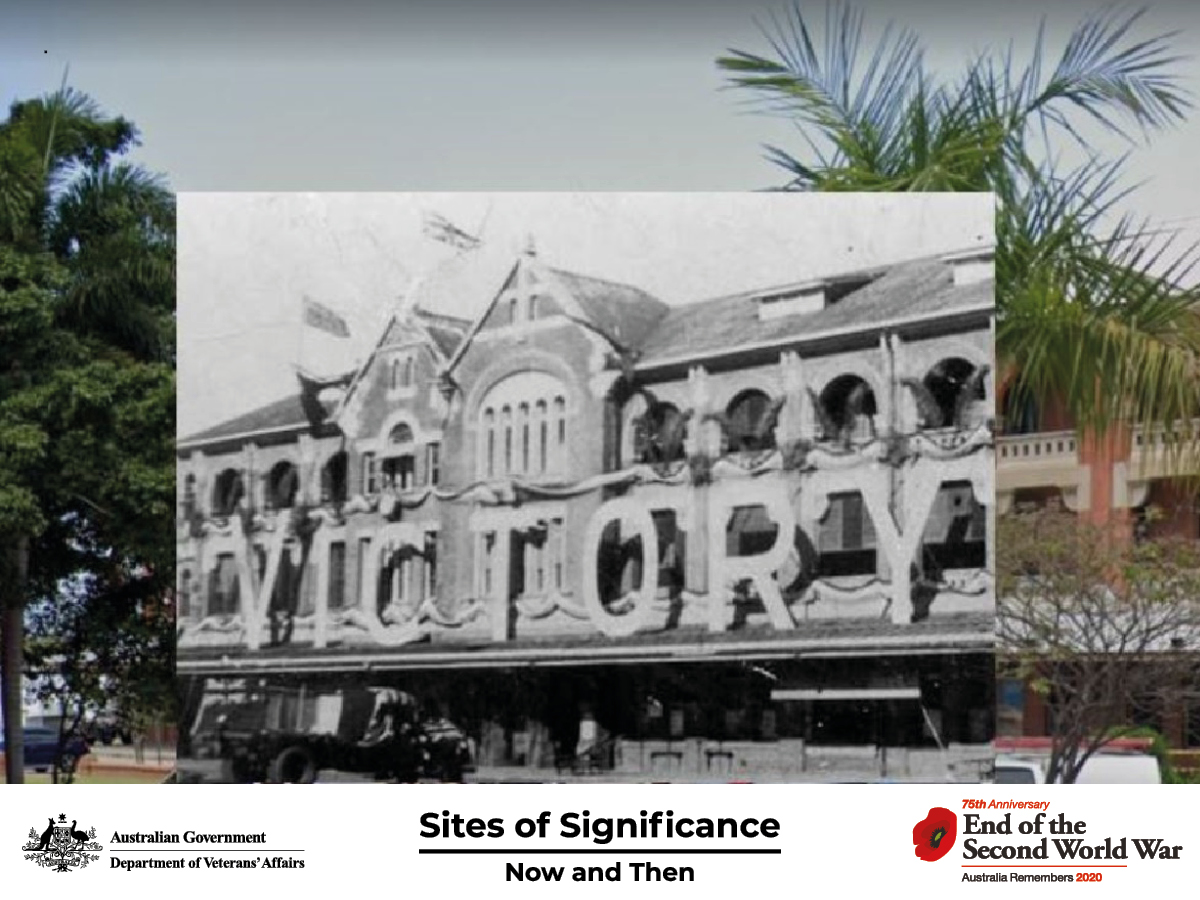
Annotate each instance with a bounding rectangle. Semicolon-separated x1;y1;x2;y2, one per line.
994;753;1161;784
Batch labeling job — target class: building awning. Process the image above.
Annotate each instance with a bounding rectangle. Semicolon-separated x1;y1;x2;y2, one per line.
177;615;993;677
771;687;922;701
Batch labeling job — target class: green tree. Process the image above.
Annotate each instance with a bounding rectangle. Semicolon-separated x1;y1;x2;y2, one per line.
0;84;174;783
25;570;175;783
997;511;1200;782
717;3;1200;441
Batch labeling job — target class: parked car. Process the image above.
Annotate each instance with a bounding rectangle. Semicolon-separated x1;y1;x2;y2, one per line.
194;684;473;783
0;727;91;773
994;753;1161;784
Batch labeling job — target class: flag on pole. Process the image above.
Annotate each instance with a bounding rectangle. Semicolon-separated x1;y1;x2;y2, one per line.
302;296;351;338
422;211;482;252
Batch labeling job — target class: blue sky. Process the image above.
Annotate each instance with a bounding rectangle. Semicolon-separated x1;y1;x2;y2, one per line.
5;1;1199;203
4;0;1198;433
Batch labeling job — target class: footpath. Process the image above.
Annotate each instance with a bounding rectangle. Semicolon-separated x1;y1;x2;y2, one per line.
77;743;176;779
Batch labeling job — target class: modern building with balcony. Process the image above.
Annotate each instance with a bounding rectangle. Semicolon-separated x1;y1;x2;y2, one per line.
997;389;1200;750
177;244;996;780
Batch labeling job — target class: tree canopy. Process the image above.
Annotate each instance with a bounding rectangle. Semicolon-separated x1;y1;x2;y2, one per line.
0;83;175;783
998;510;1200;782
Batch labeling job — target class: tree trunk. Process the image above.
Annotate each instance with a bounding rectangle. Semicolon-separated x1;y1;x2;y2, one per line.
1;537;29;784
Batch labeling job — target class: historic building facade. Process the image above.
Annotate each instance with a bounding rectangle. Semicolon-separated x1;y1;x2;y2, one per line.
178;246;996;776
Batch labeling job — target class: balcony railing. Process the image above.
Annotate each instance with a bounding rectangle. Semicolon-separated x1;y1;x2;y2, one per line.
1131;418;1200;453
997;431;1077;464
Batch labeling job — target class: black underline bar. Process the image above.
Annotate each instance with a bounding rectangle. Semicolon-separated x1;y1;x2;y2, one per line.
419;848;780;855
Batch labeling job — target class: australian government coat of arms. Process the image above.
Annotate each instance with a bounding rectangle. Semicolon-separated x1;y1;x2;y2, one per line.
23;814;103;872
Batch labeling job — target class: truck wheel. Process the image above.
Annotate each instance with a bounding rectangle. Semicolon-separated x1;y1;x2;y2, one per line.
267;747;318;784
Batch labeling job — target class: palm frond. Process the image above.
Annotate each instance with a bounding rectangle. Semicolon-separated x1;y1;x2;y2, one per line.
1029;8;1191;139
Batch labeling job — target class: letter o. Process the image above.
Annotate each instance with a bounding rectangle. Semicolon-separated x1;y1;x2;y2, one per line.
515;818;537;838
581;498;660;637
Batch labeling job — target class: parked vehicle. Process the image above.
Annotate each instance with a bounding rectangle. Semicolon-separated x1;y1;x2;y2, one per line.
193;684;473;783
0;727;91;773
994;753;1161;784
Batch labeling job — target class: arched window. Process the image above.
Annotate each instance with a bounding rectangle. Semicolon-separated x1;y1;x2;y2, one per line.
638;402;688;463
536;400;549;472
402;356;415;387
818;375;878;442
389;422;414;445
528;294;539;320
554;396;567;469
211;469;244;517
923;358;984;429
509;297;519;325
267;461;299;510
389;359;399;390
484;408;496;478
321;451;349;505
725;390;777;452
519;402;530;473
502;405;513;474
476;372;571;480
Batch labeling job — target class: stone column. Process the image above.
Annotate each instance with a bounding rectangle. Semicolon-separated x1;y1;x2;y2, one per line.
491;530;513;642
778;351;805;445
313;529;330;648
879;333;894;437
685;366;712;595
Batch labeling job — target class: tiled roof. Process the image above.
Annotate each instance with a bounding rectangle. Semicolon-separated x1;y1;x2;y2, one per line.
549;267;671;352
416;309;470;359
379;308;469;359
180;393;337;446
636;257;992;365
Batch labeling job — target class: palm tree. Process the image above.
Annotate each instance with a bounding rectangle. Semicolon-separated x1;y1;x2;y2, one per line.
717;3;1200;443
719;3;1200;781
0;83;174;783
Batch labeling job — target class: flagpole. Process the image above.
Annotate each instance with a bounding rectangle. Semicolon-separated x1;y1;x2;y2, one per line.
297;296;304;376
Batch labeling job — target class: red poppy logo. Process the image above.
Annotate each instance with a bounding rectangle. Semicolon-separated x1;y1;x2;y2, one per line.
912;807;957;862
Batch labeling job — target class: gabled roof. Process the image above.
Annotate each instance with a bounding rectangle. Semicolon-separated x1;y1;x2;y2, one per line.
446;253;672;373
378;307;468;356
546;267;670;351
415;308;470;358
635;255;992;367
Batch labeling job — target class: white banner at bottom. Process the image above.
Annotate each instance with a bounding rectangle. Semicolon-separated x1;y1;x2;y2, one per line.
1;785;1191;894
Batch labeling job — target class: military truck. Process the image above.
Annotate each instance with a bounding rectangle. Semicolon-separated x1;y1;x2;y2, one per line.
192;683;472;783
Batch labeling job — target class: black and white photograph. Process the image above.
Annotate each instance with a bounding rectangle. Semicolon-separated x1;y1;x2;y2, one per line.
175;192;995;784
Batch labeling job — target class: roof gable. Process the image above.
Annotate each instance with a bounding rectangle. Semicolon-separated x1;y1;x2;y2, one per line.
446;253;671;374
